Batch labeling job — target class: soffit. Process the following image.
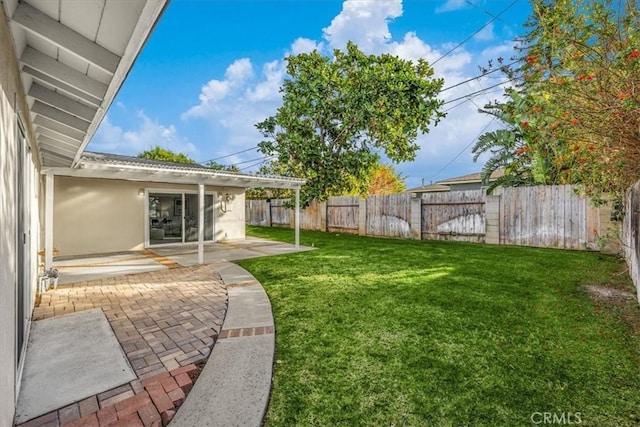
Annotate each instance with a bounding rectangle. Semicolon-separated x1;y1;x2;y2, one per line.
3;0;168;167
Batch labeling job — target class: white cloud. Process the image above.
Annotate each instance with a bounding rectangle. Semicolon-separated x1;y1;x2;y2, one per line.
90;112;197;156
323;0;402;52
290;37;322;55
435;0;468;13
182;58;254;119
225;57;253;81
247;60;286;102
473;22;495;42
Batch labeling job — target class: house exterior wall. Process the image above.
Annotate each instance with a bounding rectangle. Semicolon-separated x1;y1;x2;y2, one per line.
446;182;485;192
1;7;41;425
54;177;246;257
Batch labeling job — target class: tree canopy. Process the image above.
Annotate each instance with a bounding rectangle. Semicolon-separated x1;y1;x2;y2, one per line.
137;146;196;164
256;42;444;207
477;0;640;201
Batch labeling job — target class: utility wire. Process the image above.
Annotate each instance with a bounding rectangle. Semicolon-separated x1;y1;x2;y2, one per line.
239;156;276;172
201;146;258;165
442;76;519;105
440;60;517;93
431;0;520;66
425;117;496;183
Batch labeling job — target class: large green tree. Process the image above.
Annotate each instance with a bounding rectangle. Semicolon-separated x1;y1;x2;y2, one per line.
256;42;445;207
137;146;195;164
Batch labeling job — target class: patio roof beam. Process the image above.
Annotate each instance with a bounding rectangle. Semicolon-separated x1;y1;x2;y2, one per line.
32;101;91;133
21;47;108;100
36;126;83;147
23;66;103;107
38;138;79;157
33;116;85;142
29;83;98;122
12;2;120;74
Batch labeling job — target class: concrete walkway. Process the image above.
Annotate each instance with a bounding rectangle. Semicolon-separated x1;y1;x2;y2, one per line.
170;261;276;427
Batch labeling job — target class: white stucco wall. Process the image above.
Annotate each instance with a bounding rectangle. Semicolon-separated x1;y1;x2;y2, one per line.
215;187;246;241
54;177;247;256
1;6;40;424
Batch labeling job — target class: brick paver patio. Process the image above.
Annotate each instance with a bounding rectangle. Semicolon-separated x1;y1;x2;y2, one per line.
22;264;227;426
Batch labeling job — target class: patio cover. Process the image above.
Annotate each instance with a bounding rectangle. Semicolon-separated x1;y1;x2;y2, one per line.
41;152;306;267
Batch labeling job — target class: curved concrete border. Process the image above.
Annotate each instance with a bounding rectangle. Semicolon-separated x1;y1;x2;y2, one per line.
170;261;275;427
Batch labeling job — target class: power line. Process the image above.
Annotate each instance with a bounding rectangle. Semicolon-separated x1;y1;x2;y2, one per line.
425;117;496;183
440;60;517;93
231;154;275;167
442;76;519;105
201;146;258;165
239;156;276;172
431;0;520;66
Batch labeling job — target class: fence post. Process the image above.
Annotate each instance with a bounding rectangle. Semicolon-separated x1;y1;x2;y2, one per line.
485;194;500;245
265;200;272;227
358;198;367;236
319;201;327;231
410;195;422;240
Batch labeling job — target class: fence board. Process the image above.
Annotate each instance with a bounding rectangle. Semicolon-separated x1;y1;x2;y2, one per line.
245;199;268;226
300;200;320;230
501;185;588;249
327;196;360;233
270;199;290;227
421;190;485;242
366;193;412;238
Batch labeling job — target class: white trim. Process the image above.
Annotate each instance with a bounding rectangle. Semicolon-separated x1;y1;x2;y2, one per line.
295;187;300;248
45;173;54;270
43;163;305;190
198;184;204;264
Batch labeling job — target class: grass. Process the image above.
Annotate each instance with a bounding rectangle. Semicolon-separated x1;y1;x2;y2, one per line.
238;226;640;426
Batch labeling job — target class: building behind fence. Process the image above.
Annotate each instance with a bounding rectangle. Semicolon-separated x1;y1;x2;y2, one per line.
246;184;619;252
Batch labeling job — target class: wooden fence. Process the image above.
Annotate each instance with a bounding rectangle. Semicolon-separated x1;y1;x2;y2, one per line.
246;185;616;251
421;190;485;242
492;185;599;250
624;181;640;301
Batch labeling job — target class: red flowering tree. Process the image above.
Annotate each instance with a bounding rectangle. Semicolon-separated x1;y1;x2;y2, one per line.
480;0;640;200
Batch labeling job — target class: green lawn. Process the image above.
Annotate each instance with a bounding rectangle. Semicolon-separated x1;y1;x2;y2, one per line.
239;226;640;426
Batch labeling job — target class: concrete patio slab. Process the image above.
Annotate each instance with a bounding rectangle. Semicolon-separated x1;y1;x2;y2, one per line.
54;252;166;285
15;309;135;424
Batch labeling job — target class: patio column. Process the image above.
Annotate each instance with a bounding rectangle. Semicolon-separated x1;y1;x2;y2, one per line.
295;187;300;248
198;183;204;264
45;173;54;270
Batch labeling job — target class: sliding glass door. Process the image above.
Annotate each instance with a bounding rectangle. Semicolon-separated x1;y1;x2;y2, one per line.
148;191;214;246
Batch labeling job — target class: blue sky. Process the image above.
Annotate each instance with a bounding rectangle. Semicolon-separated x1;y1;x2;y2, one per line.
88;0;533;188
